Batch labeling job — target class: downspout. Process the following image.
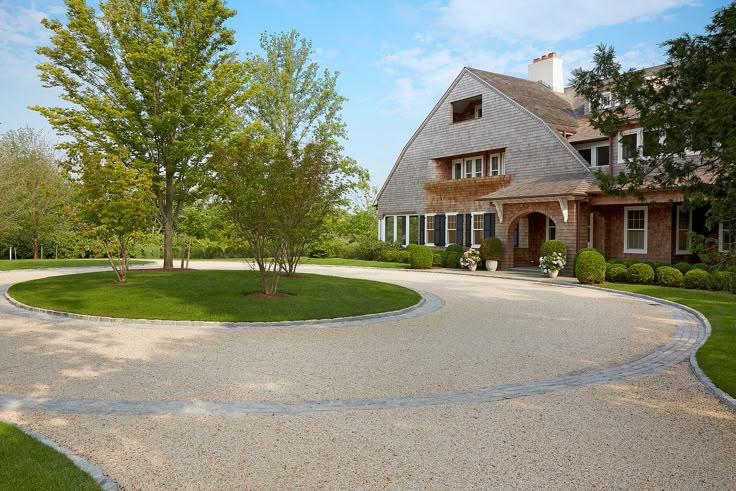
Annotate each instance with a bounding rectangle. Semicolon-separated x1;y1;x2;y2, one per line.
609;135;614;178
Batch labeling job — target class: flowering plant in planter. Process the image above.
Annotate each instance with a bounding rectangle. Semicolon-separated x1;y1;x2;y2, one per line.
539;251;566;275
459;248;481;269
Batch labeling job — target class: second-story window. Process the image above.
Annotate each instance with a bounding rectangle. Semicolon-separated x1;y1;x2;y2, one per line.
489;153;504;176
452;156;484;179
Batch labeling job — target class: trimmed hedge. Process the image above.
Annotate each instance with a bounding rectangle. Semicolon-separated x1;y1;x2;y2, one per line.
409;246;433;269
707;271;732;291
606;263;629;282
673;262;692;275
684;268;709;289
446;244;463;254
692;262;711;272
445;251;462;268
575;250;606;284
628;263;654;284
479;237;502;260
540;240;567;258
432;253;443;267
656;266;684;287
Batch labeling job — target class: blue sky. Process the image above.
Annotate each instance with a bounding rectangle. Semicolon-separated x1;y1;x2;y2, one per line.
0;0;728;190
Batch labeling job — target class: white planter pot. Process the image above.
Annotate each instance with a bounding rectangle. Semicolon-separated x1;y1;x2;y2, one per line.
468;263;477;272
547;270;559;278
485;259;498;272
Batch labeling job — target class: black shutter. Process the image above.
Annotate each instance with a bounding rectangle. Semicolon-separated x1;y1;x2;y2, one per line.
483;213;492;239
465;214;472;246
419;215;425;244
456;215;463;246
436;215;445;246
403;217;408;245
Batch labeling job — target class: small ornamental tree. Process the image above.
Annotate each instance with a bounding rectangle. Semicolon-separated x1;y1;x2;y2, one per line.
72;153;155;283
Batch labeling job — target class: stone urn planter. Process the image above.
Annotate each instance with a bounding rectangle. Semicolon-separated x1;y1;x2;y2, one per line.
546;270;559;278
485;259;498;272
468;263;478;272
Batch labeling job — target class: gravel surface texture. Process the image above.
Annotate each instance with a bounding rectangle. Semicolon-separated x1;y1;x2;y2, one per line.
1;262;734;489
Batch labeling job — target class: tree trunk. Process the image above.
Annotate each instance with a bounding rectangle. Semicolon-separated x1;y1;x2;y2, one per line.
180;238;186;269
33;238;38;260
161;174;176;271
186;236;191;269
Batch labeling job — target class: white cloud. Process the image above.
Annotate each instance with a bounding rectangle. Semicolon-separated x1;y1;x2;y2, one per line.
437;0;694;43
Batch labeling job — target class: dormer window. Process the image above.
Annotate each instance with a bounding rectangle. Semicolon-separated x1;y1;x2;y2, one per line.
452;95;482;123
451;155;484;179
584;91;612;114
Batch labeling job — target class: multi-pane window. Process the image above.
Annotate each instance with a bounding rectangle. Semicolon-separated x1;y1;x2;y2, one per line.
447;214;457;245
719;223;734;252
676;206;692;254
595;145;610;166
397;216;407;245
624;206;647;253
489;153;503;176
620;132;638;161
408;216;419;244
426;215;435;245
643;130;661;157
385;216;395;243
472;214;483;246
546;216;556;241
452;161;462;179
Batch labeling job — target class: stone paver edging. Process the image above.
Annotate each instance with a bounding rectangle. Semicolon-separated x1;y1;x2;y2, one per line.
8;422;118;490
0;290;709;417
2;288;443;332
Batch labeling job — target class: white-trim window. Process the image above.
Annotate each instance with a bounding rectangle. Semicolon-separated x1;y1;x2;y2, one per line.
474;104;482;119
577;142;610;167
452;160;462;179
676;205;693;254
446;213;458;245
464;156;483;178
618;128;664;163
472;212;484;247
489;153;504;176
719;222;734;253
624;206;648;254
425;214;436;246
545;216;556;241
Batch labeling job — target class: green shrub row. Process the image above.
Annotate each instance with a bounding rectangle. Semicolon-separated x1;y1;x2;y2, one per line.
601;260;736;294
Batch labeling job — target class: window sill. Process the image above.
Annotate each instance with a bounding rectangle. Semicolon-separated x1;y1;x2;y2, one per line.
624;249;647;254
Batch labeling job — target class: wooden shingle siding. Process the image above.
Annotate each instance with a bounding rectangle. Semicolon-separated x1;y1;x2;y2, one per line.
377;70;589;218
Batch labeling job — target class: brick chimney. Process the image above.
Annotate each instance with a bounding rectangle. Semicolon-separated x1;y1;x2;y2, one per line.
528;52;563;93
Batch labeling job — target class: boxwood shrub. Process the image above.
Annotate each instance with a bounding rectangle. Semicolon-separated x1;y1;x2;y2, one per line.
540;240;567;258
692;262;711;272
575;250;606;284
673;262;692;275
684;268;709;289
606;263;628;282
627;263;654;284
446;244;463;254
479;237;502;260
432;252;443;267
445;251;462;268
622;259;638;267
655;266;684;287
707;271;732;291
410;245;434;269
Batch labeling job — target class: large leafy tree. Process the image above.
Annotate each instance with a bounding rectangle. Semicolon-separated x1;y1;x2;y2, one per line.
241;30;367;276
33;0;248;270
570;2;736;231
0;127;66;259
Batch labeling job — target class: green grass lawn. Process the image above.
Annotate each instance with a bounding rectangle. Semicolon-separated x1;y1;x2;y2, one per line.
191;257;410;269
8;270;420;322
0;422;100;490
0;259;150;271
601;284;736;398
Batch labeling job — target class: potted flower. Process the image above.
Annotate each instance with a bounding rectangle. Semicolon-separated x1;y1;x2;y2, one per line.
539;251;566;278
479;237;502;272
459;248;481;272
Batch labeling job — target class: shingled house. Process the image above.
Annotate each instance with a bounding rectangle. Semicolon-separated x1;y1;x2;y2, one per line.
375;53;733;270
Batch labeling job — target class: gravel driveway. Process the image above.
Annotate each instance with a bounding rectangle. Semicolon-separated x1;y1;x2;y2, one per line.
1;262;734;489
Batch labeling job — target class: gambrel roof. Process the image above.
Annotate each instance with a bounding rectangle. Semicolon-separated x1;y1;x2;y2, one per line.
467;68;579;132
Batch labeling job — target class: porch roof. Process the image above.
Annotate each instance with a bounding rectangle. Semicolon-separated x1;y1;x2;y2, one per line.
477;172;594;201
